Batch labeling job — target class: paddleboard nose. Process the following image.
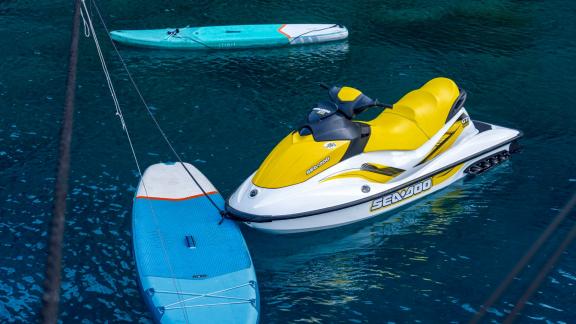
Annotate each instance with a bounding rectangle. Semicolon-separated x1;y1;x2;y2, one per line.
109;30;124;41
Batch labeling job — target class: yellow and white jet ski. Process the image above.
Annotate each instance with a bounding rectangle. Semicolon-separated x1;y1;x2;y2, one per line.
226;77;522;234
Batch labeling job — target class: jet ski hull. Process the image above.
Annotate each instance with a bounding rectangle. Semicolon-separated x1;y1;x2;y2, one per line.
228;78;522;234
227;123;521;234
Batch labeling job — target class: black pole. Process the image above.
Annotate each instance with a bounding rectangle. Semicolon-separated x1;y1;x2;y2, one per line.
41;0;82;322
470;192;576;323
504;195;576;323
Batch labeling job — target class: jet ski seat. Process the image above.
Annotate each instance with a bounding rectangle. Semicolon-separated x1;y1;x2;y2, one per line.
364;77;462;152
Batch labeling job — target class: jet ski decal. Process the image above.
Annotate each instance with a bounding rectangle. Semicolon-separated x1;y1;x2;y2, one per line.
432;164;464;185
306;156;331;175
321;164;404;183
370;178;432;211
370;163;464;212
361;163;404;176
418;114;470;165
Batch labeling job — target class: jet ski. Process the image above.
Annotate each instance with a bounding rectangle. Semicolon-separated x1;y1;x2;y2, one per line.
226;77;522;234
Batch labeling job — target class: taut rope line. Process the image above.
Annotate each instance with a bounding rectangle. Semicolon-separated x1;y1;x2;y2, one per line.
78;1;191;322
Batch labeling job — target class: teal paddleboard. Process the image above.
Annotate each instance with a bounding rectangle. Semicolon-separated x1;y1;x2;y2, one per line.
110;24;348;50
132;162;259;323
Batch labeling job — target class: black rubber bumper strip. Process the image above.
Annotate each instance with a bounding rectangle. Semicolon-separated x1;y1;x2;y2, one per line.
225;131;523;223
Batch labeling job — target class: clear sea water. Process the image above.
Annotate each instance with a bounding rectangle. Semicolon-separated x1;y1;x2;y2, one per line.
1;0;576;322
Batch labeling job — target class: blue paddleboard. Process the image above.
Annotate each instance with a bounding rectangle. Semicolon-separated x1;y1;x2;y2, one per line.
110;24;348;50
132;162;259;323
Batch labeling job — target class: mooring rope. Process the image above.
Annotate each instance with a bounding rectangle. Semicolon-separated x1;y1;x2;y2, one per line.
40;0;82;322
89;0;227;220
78;1;190;322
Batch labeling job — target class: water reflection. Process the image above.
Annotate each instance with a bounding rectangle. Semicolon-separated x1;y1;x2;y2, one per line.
115;41;350;70
246;166;510;322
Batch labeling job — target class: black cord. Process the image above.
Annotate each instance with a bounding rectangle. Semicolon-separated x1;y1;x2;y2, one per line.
164;27;216;50
289;24;339;44
173;33;216;50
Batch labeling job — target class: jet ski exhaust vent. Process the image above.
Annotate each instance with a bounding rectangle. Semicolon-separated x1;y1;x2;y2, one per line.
465;150;510;175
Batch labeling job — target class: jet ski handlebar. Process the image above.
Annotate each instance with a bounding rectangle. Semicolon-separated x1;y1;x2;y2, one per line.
298;86;393;140
356;101;393;110
318;82;392;117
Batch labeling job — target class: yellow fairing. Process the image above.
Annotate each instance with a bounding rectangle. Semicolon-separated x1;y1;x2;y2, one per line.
252;132;350;189
364;77;460;152
420;116;469;163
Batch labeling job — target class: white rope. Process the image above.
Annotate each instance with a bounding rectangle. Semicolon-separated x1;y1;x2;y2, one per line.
164;292;252;307
79;2;125;130
161;293;252;302
78;1;190;322
164;300;254;310
159;282;255;308
79;8;90;37
89;0;225;217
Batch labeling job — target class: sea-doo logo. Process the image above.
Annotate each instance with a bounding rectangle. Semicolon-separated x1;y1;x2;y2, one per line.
306;156;330;175
370;178;432;211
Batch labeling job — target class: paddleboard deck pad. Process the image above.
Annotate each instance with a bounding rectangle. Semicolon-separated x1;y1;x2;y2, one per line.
132;162;259;323
110;24;348;50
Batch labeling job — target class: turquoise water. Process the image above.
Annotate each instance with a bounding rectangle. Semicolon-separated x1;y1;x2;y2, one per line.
1;0;576;322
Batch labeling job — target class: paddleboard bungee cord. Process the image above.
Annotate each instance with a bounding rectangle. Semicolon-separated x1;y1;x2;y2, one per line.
288;23;340;44
164;27;216;50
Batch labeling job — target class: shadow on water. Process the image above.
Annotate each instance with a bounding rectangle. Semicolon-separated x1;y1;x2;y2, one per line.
115;41;350;67
245;163;511;270
242;164;516;322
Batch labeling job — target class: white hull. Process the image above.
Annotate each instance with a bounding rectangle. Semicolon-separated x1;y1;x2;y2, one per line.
243;142;512;234
227;109;521;234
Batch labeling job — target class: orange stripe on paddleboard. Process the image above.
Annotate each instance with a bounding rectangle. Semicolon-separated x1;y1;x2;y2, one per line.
278;24;291;39
136;191;218;201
